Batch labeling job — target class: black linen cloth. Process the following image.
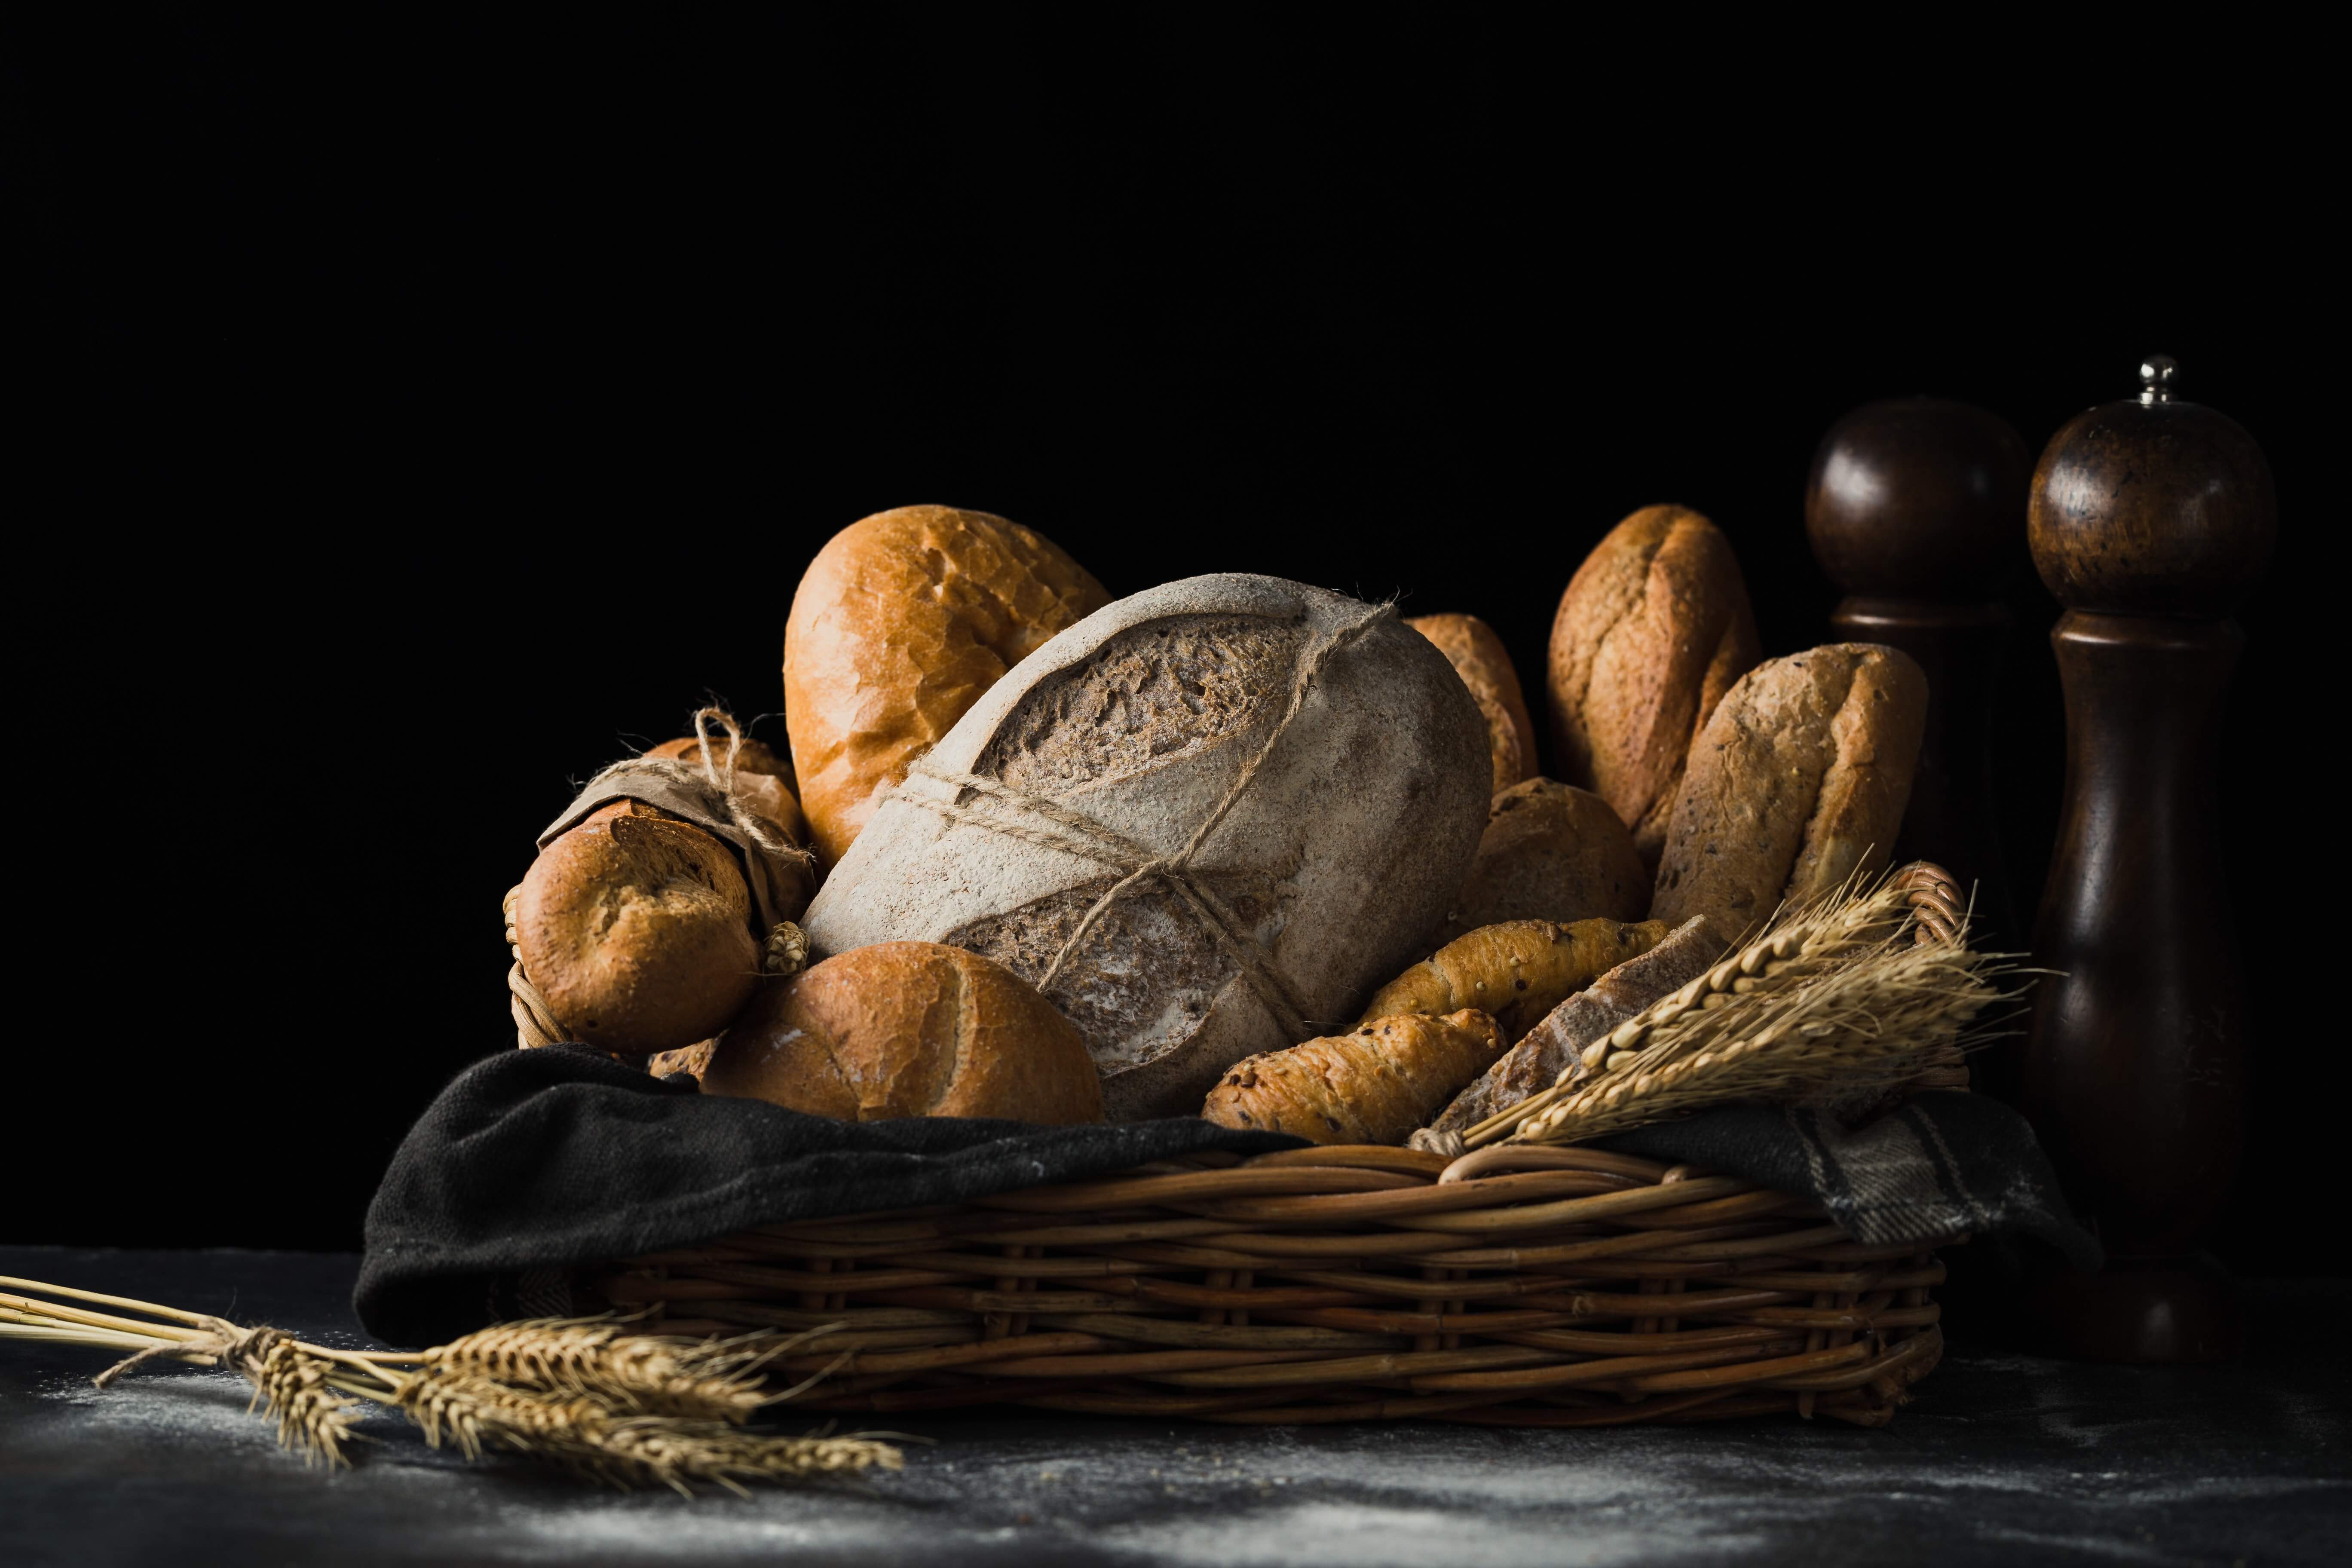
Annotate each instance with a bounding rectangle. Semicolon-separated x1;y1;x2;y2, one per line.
357;1044;2097;1347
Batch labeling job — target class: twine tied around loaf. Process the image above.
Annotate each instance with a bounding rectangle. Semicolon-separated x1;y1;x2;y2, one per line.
895;602;1392;1045
506;708;812;1051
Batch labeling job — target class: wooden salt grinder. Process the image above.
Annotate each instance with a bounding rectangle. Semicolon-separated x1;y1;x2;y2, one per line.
2023;357;2275;1363
1806;398;2032;962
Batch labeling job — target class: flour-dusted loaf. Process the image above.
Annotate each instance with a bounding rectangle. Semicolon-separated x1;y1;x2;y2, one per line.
1407;612;1538;792
1430;778;1649;944
802;574;1492;1119
784;505;1110;867
1548;506;1760;872
1651;644;1929;944
1421;916;1723;1139
692;942;1103;1124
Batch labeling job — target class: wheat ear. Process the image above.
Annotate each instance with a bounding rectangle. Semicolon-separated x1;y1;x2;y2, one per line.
391;1365;900;1496
1466;870;2009;1149
425;1318;775;1422
3;1277;900;1489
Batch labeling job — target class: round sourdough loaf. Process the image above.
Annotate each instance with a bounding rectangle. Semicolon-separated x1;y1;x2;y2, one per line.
695;942;1103;1123
802;574;1492;1119
515;808;763;1055
1651;643;1929;943
1430;777;1649;944
1406;612;1538;792
784;506;1109;867
1547;505;1761;872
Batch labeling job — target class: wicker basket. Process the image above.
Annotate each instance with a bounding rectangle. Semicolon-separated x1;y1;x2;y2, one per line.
589;1140;1956;1428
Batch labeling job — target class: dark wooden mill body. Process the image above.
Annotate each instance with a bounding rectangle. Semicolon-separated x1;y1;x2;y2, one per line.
2020;357;2275;1363
1805;398;2032;954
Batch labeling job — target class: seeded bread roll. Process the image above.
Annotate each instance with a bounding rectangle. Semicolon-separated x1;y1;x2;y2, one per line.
692;942;1104;1123
1203;1010;1506;1145
1548;506;1761;872
784;506;1110;866
1359;917;1666;1042
1407;612;1538;792
1431;778;1649;945
515;810;763;1056
1651;644;1929;944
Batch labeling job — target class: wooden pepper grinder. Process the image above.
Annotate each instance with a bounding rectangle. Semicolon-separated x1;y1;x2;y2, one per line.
1806;398;2032;965
2023;356;2275;1363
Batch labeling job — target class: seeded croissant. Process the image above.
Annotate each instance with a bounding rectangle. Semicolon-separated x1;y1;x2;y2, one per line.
1200;1010;1507;1145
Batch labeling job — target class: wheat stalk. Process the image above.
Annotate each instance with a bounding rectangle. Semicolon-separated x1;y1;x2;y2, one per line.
1;1277;900;1490
1463;871;2012;1150
421;1317;845;1423
391;1363;900;1496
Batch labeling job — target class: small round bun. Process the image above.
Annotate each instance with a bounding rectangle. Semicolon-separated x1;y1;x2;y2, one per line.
515;812;762;1055
1430;778;1649;945
697;942;1104;1123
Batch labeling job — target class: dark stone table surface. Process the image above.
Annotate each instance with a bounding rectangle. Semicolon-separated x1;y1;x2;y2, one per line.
3;1246;2346;1566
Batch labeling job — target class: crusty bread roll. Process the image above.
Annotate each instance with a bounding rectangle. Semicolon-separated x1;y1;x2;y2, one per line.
784;506;1110;866
1548;506;1761;872
1431;778;1649;945
1651;643;1929;944
1203;1010;1506;1145
694;942;1104;1123
515;810;763;1055
1406;612;1537;792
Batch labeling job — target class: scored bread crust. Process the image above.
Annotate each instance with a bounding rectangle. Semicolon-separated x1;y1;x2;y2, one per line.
1547;506;1760;871
1650;643;1929;945
801;573;1492;1122
515;812;763;1055
1407;612;1539;792
696;942;1104;1123
784;506;1109;867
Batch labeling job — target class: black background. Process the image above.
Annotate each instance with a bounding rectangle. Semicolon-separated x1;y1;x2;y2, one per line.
17;19;2336;1264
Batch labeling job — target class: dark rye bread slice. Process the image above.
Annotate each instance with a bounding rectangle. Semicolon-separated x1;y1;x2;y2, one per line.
1420;917;1723;1138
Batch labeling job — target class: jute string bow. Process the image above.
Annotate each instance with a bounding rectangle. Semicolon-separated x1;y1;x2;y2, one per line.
896;603;1390;1045
506;708;813;1050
